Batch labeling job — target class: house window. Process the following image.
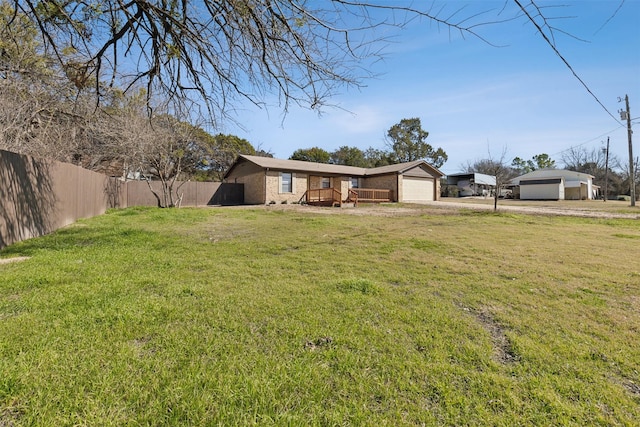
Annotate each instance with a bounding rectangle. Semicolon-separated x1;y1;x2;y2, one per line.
280;172;293;193
350;177;359;188
321;177;331;188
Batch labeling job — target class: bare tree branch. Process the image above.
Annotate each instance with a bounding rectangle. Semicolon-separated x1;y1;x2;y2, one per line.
6;0;523;124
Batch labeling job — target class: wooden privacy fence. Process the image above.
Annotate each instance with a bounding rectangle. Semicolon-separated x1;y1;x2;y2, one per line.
0;149;243;249
123;180;243;208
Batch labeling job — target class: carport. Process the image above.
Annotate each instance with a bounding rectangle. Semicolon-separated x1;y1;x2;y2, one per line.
445;172;496;197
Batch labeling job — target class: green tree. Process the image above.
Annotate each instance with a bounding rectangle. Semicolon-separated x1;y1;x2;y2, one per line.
512;153;556;174
532;153;556;169
386;118;447;168
187;133;255;181
363;147;394;168
330;146;367;167
0;1;50;77
290;147;331;163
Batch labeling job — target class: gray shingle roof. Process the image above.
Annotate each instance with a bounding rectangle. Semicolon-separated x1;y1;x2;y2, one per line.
238;155;366;175
229;155;443;178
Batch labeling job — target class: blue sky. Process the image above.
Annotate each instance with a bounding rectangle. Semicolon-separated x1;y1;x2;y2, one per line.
224;1;640;175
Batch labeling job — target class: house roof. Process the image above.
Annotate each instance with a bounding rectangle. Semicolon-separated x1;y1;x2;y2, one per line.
510;169;594;185
234;155;366;175
224;155;444;179
365;159;436;176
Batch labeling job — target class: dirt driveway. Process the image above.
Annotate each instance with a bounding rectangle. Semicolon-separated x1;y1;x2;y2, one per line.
426;200;639;219
241;199;640;220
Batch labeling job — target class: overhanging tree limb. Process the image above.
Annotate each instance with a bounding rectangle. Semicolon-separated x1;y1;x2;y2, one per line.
6;0;515;122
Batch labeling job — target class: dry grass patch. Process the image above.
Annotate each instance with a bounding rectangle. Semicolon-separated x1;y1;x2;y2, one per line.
0;257;30;265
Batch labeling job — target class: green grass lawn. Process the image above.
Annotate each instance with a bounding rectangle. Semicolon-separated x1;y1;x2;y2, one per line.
1;206;639;426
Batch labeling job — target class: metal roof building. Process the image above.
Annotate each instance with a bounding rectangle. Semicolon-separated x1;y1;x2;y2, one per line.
445;173;496;197
510;169;597;200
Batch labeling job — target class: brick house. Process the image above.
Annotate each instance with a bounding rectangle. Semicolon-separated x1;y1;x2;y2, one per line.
223;155;444;205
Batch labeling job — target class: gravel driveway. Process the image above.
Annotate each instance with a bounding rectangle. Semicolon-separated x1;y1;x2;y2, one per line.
250;200;640;219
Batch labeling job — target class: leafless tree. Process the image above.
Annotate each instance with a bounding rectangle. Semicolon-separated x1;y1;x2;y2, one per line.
77;93;203;207
5;0;529;123
561;146;625;195
5;0;628;207
561;146;624;173
0;74;87;161
463;147;515;211
1;4;96;162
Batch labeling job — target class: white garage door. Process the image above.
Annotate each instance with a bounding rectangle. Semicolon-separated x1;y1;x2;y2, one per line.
403;177;434;202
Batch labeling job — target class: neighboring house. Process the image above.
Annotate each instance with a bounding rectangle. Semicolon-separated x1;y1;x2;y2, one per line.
223;155;444;205
510;169;598;200
446;172;496;197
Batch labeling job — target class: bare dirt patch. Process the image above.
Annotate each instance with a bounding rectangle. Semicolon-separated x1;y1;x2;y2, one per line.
461;305;519;365
433;199;640;219
623;380;640;398
304;336;333;351
220;203;447;217
0;257;30;265
219;201;640;219
477;310;519;364
225;199;640;219
0;407;23;427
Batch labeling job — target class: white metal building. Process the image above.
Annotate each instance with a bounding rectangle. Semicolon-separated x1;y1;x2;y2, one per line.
510;169;597;200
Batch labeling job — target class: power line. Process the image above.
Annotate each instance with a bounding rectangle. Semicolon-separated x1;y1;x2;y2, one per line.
514;0;623;125
594;0;625;36
548;125;625;158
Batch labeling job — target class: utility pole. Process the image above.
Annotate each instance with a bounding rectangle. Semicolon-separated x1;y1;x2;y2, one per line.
603;137;609;202
620;95;635;207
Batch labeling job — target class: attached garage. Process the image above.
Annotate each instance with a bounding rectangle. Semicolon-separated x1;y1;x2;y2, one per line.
402;177;434;202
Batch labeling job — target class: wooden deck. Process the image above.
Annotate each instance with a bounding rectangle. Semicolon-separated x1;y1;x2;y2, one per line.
301;188;392;206
303;188;343;207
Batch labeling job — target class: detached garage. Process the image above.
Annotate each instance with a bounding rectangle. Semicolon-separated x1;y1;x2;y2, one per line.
511;169;597;200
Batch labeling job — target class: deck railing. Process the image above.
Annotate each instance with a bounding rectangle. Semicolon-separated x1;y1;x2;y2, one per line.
351;188;393;203
302;187;391;206
303;188;342;206
347;189;359;206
